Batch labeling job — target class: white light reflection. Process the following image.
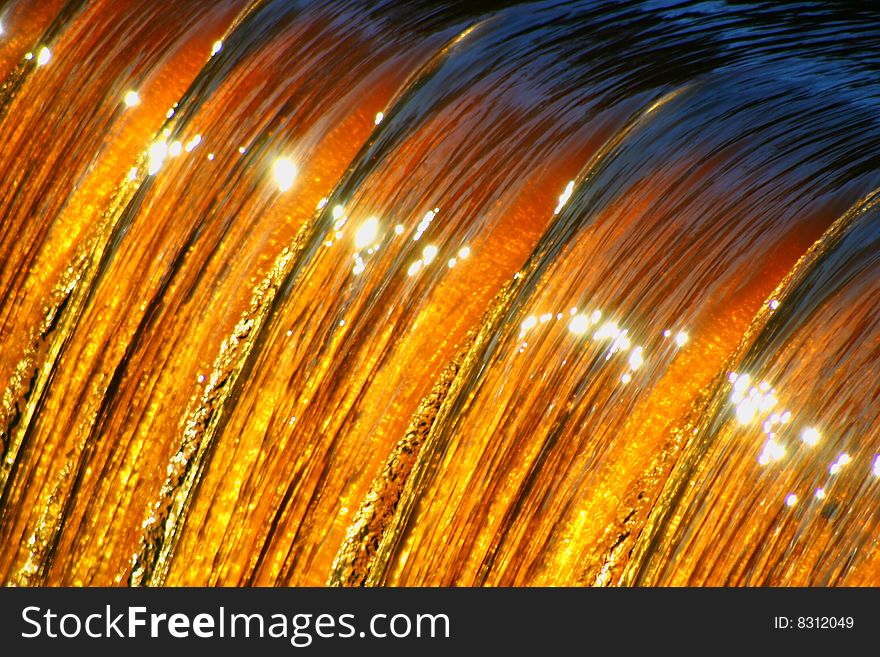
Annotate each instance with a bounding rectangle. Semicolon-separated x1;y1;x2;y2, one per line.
758;438;785;465
422;244;438;265
354;217;380;250
554;180;575;214
273;157;297;192
148;140;168;175
801;427;820;447
829;453;851;476
568;314;590;335
628;346;644;371
413;209;437;241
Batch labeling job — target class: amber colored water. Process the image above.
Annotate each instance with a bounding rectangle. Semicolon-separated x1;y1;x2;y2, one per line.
1;1;879;586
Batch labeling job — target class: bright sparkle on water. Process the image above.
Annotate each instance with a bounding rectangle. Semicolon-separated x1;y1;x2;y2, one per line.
758;438;785;465
554;180;575;214
829;453;851;476
801;427;820;447
422;244;438;265
273;157;297;192
148;140;168;175
628;346;644;370
354;217;380;250
37;47;51;66
568;314;590;335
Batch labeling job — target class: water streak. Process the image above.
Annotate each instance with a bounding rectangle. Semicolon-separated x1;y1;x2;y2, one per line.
0;0;878;586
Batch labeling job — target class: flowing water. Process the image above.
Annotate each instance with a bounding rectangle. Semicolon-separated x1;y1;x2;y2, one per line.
0;0;878;586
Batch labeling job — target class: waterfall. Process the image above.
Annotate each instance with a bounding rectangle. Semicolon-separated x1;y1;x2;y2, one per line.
0;0;878;586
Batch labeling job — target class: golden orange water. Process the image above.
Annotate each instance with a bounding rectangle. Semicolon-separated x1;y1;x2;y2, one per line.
1;0;880;587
